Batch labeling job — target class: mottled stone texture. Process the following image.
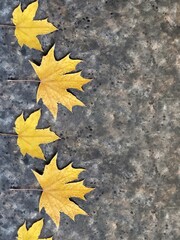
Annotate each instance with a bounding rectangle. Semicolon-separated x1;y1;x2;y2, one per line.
0;0;179;239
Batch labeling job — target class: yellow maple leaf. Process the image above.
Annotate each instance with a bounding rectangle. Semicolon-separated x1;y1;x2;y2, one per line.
17;219;52;240
33;154;93;227
14;110;59;160
30;45;91;119
12;0;57;50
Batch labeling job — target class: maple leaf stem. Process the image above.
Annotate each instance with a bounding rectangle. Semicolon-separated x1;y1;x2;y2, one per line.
7;79;40;83
9;188;43;192
0;24;15;28
0;133;17;137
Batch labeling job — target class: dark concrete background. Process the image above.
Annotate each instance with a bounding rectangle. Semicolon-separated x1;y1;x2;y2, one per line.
0;0;179;239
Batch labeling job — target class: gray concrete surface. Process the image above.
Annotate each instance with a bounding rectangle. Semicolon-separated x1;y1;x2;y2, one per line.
0;0;179;239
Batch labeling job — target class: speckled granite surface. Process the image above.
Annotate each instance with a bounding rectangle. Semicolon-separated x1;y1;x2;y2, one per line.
0;0;179;239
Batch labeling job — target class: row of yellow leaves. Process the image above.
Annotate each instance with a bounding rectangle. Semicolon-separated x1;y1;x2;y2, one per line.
5;1;93;239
